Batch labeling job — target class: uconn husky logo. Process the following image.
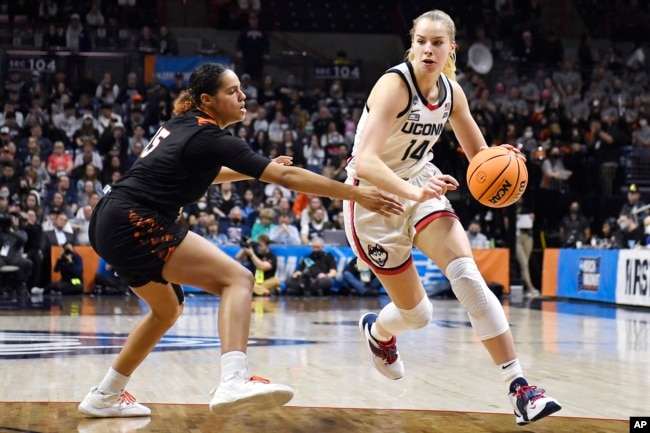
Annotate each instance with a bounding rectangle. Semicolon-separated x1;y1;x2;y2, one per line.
367;244;388;267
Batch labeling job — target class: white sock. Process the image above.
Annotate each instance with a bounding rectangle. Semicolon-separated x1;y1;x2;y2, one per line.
98;367;130;394
220;351;248;381
499;358;524;385
370;302;400;343
370;323;392;343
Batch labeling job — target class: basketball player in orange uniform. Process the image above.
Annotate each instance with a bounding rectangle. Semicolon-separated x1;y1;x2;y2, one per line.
344;10;561;425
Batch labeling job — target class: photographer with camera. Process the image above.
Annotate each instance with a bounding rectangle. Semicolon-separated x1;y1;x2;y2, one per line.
0;211;32;294
235;234;280;296
46;241;83;295
285;237;337;296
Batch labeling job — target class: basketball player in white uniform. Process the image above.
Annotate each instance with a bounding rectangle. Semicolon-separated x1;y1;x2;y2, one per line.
344;9;561;425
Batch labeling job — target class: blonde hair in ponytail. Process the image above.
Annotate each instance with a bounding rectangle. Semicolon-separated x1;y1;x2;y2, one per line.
406;10;458;81
173;90;195;116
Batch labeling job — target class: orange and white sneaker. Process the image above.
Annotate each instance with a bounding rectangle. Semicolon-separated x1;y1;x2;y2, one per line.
209;372;294;416
78;386;151;418
508;378;561;425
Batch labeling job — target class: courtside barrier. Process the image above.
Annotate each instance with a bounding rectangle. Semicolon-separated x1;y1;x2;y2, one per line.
51;245;510;295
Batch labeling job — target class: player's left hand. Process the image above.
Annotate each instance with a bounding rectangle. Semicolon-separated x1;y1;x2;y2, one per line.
499;144;526;161
355;186;405;217
272;155;293;166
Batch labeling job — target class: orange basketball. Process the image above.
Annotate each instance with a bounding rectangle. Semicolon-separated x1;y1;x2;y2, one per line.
466;147;528;208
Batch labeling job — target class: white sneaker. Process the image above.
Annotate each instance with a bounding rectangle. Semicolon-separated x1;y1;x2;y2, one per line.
509;379;561;425
77;417;151;432
209;372;294;416
359;312;404;380
78;386;151;418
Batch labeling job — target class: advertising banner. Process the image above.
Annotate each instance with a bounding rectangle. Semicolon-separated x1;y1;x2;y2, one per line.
556;249;619;303
616;249;650;307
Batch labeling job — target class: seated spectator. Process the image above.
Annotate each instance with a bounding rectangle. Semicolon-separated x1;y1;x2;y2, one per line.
240;188;260;225
235;234;280;296
46;242;83;295
21;191;43;223
27;155;50;197
592;217;622;249
46;141;74;180
620;183;649;226
300;196;329;227
70;204;93;246
341;257;381;297
0;162;24;201
22;209;44;293
220;206;252;245
42;211;77;247
251;207;276;241
300;207;327;244
303;133;325;173
73;115;101;149
0;212;32;293
466;220;491;249
618;212;645;249
101;148;126;186
264;186;285;208
204;220;228;247
98;122;129;159
95;73;120;108
73;139;103;174
45;188;76;220
559;202;591;248
269;211;301;246
285;237;337;296
190;209;213;237
75;164;104;202
208;181;242;220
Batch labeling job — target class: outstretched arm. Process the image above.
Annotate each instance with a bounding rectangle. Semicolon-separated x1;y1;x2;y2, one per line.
212;156;294;184
260;163;404;218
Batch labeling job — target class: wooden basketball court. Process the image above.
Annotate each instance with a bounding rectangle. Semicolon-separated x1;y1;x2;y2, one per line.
0;294;637;432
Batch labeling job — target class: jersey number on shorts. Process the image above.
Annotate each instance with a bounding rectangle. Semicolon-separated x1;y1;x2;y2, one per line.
401;139;431;161
141;127;171;159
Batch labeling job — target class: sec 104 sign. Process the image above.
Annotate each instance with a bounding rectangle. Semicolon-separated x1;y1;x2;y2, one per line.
314;64;360;80
7;56;57;74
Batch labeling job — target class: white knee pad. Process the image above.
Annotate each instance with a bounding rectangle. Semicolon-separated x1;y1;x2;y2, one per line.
451;276;509;340
399;296;433;329
378;296;433;336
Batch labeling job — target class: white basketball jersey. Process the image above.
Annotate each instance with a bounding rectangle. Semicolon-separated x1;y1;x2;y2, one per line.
346;62;454;180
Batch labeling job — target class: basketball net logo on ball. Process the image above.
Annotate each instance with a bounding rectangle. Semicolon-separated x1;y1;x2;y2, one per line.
466;146;528;208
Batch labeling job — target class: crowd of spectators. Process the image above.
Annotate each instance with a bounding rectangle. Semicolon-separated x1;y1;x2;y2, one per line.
1;0;650;296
